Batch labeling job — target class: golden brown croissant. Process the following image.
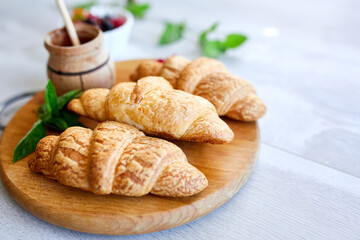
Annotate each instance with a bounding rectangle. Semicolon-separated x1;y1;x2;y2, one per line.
28;121;208;197
68;76;234;144
130;56;266;121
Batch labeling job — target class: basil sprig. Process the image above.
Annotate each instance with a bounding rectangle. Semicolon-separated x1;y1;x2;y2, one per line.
13;120;46;164
157;21;247;58
199;22;247;58
126;1;150;19
159;22;186;45
13;80;82;163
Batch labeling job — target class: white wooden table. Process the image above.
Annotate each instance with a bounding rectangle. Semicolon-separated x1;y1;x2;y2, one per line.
0;0;359;239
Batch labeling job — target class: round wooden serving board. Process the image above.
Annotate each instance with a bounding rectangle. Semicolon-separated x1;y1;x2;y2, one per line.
0;60;259;235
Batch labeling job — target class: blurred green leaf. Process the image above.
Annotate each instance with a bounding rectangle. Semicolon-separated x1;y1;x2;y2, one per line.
224;34;247;48
126;2;150;18
199;22;247;58
202;40;227;58
199;22;218;46
159;22;186;45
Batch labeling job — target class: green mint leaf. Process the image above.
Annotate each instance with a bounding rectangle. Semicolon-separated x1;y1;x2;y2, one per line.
61;110;83;127
37;85;82;132
126;2;150;18
13;82;83;163
199;22;219;46
13;120;47;163
37;104;51;122
38;89;82;121
199;23;247;58
44;80;59;117
224;34;247;48
203;40;227;58
43;118;68;131
74;91;83;99
57;89;80;109
159;22;186;45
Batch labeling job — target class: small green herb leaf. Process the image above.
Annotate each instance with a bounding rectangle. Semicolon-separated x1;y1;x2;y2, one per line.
43;118;69;131
159;22;186;45
224;34;247;48
13;80;83;163
126;2;150;18
57;89;80;109
199;22;247;58
44;80;59;117
13;120;47;163
38;87;81;121
199;22;218;46
37;104;51;122
202;40;227;58
61;110;83;127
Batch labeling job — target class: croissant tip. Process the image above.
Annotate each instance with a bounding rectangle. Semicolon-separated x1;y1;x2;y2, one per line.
67;99;84;115
226;96;267;121
151;161;208;197
184;168;208;196
131;60;163;81
243;103;267;121
179;174;208;197
213;121;234;144
182;114;234;144
201;129;234;144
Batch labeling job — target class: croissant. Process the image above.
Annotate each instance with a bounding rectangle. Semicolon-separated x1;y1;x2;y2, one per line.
28;121;208;197
68;76;234;144
130;56;266;121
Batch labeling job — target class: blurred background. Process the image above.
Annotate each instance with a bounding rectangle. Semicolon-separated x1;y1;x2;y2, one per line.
0;0;359;239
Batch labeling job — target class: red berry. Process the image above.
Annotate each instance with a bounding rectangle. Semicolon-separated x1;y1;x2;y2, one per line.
111;16;126;28
86;14;102;27
157;58;166;63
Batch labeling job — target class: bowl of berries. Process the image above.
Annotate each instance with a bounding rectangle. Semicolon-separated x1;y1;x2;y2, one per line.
72;5;134;60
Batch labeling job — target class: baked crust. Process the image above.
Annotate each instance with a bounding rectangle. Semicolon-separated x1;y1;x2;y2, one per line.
130;60;162;82
28;121;208;197
159;55;190;87
68;76;234;144
130;56;266;121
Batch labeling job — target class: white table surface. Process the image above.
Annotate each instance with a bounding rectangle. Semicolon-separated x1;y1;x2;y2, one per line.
0;0;359;239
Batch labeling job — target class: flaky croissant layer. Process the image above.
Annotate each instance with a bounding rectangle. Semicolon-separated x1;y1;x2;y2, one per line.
130;56;266;121
68;77;234;144
28;121;208;197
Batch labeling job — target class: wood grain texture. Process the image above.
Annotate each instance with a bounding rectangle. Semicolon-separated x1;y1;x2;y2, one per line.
0;60;259;235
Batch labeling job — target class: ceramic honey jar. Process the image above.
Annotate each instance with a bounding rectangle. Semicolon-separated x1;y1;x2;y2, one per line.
44;23;115;95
